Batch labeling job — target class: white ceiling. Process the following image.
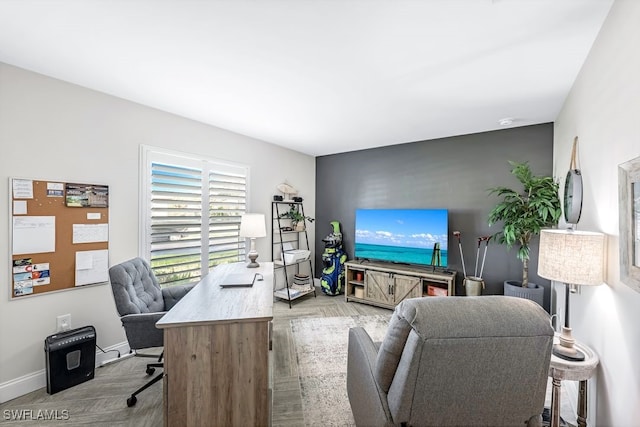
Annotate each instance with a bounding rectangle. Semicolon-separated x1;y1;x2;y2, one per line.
0;0;613;156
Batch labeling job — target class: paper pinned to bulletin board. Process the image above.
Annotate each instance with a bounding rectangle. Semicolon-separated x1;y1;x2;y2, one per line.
12;216;56;255
9;177;110;299
75;249;109;286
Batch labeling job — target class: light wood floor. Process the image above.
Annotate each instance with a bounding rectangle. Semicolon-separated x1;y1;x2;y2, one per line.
0;290;572;426
0;289;387;427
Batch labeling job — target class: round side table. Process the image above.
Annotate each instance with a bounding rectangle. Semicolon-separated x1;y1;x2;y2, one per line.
548;339;599;427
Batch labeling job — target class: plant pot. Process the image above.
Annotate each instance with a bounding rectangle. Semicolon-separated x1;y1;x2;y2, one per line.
503;280;544;307
464;276;484;296
295;222;306;231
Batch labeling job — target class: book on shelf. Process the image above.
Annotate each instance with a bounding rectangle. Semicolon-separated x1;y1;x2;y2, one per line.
427;285;448;297
274;288;302;299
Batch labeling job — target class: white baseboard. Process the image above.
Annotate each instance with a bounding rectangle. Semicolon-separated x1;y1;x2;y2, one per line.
0;341;130;404
0;370;46;404
96;341;131;367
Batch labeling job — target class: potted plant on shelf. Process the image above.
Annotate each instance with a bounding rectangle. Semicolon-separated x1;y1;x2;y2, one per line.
488;161;561;306
280;204;314;231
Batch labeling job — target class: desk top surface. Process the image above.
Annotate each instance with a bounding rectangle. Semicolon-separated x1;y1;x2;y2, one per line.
156;262;274;329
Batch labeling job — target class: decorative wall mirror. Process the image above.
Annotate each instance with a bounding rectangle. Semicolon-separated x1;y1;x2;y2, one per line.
564;137;583;224
618;156;640;292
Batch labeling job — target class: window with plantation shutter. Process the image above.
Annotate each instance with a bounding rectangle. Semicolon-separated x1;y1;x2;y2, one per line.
140;146;248;287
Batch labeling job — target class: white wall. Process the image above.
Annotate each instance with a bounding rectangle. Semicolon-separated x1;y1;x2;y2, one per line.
0;63;315;402
553;1;640;425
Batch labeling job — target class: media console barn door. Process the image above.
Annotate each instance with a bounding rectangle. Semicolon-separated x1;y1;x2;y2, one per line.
365;270;395;306
345;261;456;310
393;274;422;302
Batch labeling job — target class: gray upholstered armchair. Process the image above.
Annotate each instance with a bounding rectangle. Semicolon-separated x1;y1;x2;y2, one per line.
108;257;194;406
347;296;554;427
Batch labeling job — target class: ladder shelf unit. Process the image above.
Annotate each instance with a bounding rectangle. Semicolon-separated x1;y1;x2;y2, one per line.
271;201;316;308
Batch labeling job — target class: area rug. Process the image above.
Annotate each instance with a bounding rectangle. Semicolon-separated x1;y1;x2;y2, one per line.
291;314;391;426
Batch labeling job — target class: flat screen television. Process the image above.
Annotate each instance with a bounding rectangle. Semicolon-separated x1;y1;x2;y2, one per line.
354;208;448;267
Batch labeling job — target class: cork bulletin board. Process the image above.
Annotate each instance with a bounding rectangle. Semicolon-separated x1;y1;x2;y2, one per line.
9;178;109;299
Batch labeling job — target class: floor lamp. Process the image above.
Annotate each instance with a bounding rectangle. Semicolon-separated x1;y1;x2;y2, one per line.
537;229;604;361
240;213;266;268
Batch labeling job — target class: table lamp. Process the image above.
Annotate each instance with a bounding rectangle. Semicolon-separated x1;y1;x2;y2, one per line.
538;229;604;361
239;213;266;268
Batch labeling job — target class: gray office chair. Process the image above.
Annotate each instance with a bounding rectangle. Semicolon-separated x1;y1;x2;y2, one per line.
109;257;194;407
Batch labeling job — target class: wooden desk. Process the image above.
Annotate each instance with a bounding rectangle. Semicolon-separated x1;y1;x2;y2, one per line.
157;262;274;427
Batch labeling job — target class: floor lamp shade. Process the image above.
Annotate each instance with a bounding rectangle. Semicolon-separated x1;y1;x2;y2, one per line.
240;214;266;268
538;229;604;361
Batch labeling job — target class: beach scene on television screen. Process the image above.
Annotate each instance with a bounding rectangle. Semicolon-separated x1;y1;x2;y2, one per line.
355;209;448;267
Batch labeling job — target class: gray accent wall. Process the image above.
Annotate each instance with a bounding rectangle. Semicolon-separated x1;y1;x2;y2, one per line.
315;123;555;310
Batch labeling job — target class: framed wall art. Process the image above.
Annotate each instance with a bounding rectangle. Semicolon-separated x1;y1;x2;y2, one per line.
618;156;640;292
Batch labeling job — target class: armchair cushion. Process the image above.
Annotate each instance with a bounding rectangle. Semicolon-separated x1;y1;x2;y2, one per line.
374;307;412;392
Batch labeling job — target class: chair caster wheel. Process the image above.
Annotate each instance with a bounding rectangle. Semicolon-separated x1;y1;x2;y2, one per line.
146;367;155;375
127;396;137;407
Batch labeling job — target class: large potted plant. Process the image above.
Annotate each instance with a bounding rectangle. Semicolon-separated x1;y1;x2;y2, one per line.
488;161;561;306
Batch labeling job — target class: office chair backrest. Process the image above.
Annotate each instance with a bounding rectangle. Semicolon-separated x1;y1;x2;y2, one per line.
109;257;165;316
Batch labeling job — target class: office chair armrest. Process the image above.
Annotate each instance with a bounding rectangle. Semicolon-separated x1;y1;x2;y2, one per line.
162;283;195;310
120;312;166;350
121;312;167;324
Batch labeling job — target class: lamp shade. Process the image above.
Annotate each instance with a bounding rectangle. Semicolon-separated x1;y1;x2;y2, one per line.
239;213;266;238
538;229;605;286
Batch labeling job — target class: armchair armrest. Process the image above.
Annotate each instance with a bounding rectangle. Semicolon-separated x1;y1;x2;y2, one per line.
120;312;166;350
347;327;393;427
162;283;195;310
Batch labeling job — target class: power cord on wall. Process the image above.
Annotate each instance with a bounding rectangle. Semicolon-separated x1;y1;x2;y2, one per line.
96;343;120;359
96;344;135;367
